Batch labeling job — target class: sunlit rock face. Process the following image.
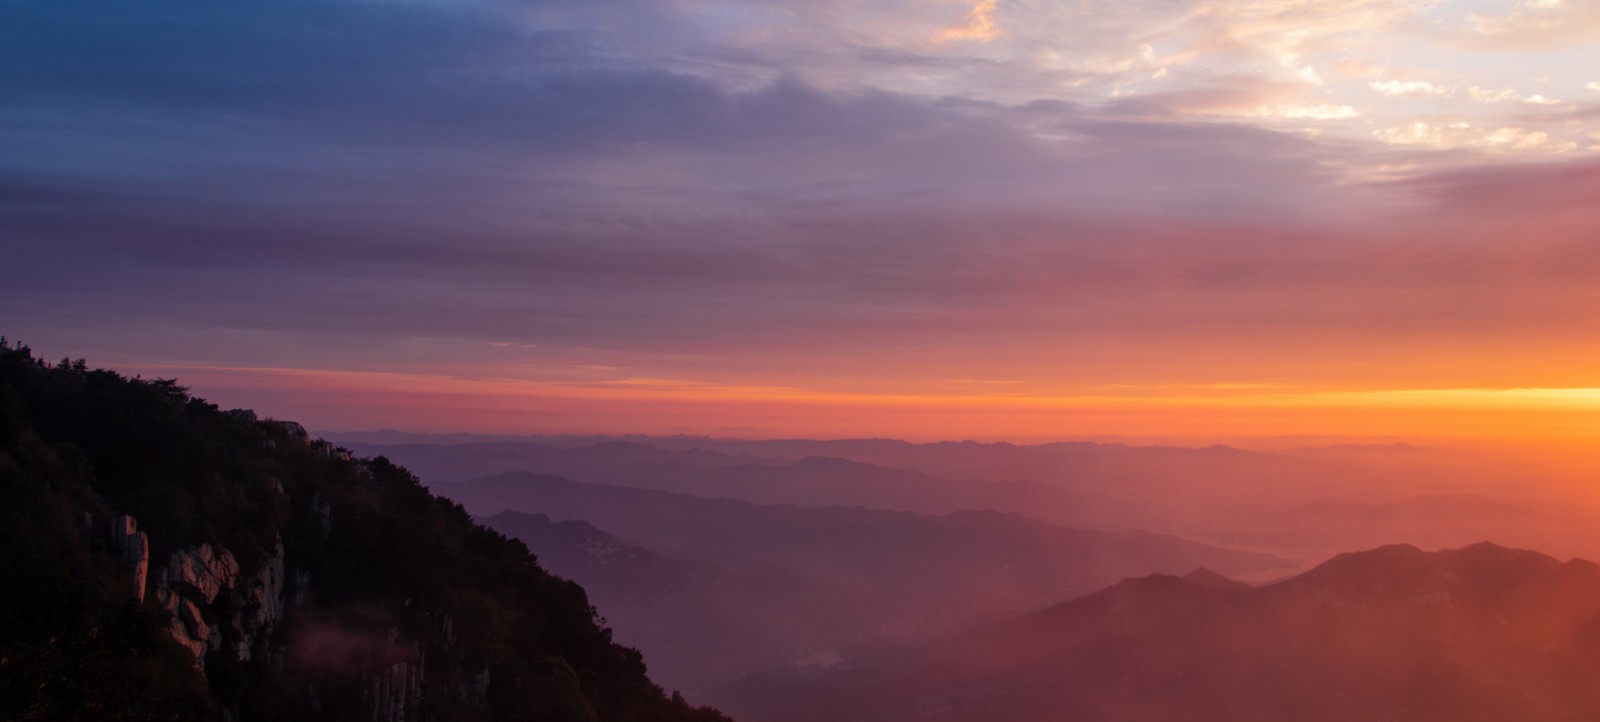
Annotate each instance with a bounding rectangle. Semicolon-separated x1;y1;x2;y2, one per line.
158;544;241;607
108;514;279;669
144;537;289;669
110;515;149;603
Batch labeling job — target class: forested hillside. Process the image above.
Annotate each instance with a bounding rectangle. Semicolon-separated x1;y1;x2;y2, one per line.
0;340;729;722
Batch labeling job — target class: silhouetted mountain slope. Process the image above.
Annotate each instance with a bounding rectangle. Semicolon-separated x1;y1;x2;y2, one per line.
483;512;839;694
484;513;703;593
1178;567;1248;590
719;542;1600;722
0;343;728;722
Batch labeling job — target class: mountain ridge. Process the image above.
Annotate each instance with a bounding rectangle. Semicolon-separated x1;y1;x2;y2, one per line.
0;342;729;722
717;541;1600;722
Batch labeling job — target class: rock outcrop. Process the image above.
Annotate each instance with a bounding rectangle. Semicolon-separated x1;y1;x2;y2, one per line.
230;539;286;663
110;514;150;603
155;544;241;662
150;540;286;670
365;648;427;722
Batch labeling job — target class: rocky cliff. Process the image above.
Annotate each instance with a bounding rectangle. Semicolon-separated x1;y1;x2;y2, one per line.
0;341;731;722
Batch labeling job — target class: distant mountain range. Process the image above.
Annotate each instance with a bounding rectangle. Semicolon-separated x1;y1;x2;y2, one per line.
451;472;1285;694
716;542;1600;722
341;434;1495;537
348;439;1161;530
453;472;1286;600
1198;492;1594;560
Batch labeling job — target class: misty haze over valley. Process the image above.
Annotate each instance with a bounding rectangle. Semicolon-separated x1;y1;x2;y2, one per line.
334;431;1600;720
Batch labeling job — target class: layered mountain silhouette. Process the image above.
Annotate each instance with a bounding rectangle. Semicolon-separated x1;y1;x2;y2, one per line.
718;542;1600;722
451;472;1284;604
451;472;1284;694
345;435;1486;539
341;440;1163;530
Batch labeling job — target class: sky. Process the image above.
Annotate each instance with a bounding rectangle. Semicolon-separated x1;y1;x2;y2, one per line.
3;0;1599;442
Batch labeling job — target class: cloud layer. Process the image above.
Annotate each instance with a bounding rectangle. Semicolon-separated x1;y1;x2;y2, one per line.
3;0;1598;437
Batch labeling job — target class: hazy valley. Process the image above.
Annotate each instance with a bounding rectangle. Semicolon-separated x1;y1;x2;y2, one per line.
336;432;1600;720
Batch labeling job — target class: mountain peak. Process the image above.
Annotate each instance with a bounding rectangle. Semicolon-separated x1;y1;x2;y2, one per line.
1288;542;1583;602
1182;567;1249;590
788;454;871;470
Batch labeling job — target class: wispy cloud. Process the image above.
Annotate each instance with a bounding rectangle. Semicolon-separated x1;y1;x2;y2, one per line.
1370;81;1564;107
1370;80;1450;97
935;0;1002;42
1465;0;1600;50
1252;103;1361;120
1374;123;1577;154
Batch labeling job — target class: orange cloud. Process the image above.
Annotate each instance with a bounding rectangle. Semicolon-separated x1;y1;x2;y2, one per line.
935;0;1001;42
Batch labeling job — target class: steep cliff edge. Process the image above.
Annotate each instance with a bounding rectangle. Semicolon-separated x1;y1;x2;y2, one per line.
0;341;731;722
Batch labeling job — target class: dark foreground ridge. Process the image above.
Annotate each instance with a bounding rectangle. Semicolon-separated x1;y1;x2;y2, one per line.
0;340;731;722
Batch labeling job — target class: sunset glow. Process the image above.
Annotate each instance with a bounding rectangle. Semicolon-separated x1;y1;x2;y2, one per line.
4;0;1597;445
112;362;1598;444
